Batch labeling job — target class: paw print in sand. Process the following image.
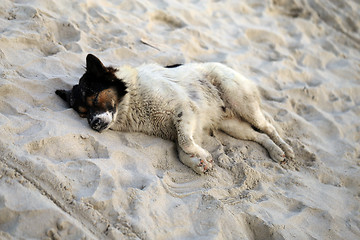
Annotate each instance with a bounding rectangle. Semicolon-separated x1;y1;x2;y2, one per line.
44;219;86;240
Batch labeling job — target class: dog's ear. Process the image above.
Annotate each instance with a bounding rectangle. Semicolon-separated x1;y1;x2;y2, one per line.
86;54;106;77
55;89;71;103
56;86;88;117
56;85;82;107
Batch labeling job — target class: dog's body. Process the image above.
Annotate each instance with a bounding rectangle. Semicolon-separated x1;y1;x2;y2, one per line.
113;63;225;140
56;54;294;174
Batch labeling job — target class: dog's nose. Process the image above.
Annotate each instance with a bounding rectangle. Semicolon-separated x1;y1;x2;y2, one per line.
92;118;101;127
88;112;112;132
90;118;105;132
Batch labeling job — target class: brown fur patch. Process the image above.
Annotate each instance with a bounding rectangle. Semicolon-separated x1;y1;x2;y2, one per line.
77;106;88;117
97;88;117;108
86;88;118;110
78;106;87;113
79;112;87;118
86;96;95;107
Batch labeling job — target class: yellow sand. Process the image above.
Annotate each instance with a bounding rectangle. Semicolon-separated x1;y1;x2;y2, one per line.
0;0;359;239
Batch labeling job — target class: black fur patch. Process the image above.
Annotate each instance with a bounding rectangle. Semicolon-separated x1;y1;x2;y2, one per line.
165;64;183;68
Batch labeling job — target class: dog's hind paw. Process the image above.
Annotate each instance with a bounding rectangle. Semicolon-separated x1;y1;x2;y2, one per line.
285;148;295;160
268;146;286;163
280;143;295;160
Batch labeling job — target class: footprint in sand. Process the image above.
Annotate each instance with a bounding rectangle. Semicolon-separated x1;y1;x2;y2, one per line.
284;198;307;213
26;134;109;162
7;5;39;20
268;0;310;18
46;219;86;240
289;139;317;168
149;10;186;31
243;213;285;240
60;160;101;200
292;101;341;139
45;21;81;52
245;28;285;45
26;134;112;202
0;83;35;115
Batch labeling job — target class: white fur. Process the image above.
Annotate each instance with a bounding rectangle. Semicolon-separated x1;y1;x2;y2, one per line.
109;63;294;174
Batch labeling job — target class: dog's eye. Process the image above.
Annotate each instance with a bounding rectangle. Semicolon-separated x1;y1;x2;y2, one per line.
75;106;88;118
78;113;87;118
78;106;88;113
107;104;115;112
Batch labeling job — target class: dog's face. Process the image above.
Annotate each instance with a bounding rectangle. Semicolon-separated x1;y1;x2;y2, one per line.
56;54;127;132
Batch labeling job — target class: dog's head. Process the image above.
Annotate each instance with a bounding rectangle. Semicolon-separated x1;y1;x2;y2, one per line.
56;54;127;132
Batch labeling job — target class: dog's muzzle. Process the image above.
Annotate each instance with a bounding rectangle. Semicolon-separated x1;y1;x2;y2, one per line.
88;112;113;132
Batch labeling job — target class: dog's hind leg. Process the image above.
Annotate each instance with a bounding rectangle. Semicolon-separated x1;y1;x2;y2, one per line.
205;63;294;160
232;102;295;160
220;118;286;162
174;109;214;174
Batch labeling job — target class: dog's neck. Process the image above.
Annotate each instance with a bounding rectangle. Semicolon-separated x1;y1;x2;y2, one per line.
115;65;138;91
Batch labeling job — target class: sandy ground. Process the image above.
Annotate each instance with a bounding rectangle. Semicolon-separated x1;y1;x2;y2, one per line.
0;0;360;239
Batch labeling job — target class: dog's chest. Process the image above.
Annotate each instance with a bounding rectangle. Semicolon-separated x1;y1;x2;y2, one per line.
113;91;177;140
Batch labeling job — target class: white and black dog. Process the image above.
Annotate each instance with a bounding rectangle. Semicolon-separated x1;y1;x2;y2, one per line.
56;54;294;174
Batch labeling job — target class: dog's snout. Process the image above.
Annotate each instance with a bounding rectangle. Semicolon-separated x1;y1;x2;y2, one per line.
88;111;113;132
92;118;101;127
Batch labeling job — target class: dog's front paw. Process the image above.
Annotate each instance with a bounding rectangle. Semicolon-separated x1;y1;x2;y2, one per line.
191;154;214;174
178;147;214;174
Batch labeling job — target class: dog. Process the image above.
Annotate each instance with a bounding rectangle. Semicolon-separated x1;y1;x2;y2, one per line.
56;54;294;174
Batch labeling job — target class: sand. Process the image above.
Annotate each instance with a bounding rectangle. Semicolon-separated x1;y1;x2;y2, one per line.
0;0;359;239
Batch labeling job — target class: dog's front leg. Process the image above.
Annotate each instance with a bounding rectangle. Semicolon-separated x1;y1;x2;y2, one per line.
174;111;214;174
